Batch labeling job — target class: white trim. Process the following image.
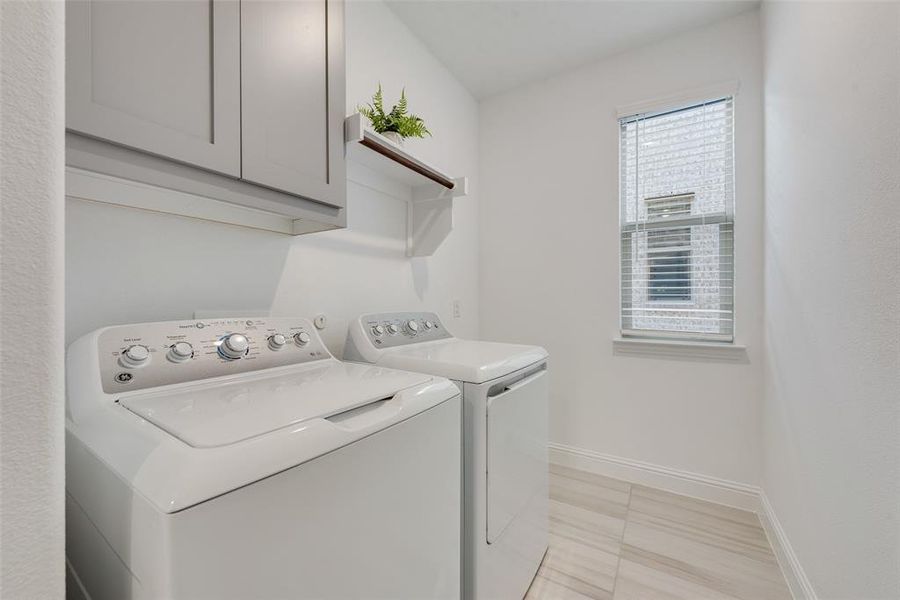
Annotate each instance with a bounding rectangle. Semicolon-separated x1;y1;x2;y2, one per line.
758;491;819;600
549;442;761;511
612;337;748;362
550;442;815;600
66;167;300;235
616;80;740;119
66;557;92;600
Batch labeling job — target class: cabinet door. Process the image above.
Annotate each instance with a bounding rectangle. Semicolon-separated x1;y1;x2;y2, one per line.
241;0;346;208
486;367;548;544
66;0;241;176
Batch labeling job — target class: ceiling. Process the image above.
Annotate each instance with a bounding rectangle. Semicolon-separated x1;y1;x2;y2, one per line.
385;1;759;99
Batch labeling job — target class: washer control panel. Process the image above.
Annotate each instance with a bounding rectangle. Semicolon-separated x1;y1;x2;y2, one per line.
361;312;451;349
98;317;330;393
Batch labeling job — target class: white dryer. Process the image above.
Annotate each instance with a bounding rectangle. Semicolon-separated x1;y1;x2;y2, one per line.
344;312;549;600
66;317;462;600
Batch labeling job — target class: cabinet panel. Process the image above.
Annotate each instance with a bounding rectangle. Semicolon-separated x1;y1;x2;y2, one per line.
66;0;240;176
241;0;346;208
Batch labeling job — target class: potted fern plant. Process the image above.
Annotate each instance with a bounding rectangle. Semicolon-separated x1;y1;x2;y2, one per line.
358;84;431;146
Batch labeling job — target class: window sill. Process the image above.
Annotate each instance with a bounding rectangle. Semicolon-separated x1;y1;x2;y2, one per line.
612;337;748;363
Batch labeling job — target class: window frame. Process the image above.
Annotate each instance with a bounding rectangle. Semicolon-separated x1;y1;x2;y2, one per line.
617;96;736;344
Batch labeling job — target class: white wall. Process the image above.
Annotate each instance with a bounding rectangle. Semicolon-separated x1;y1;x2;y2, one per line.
66;0;479;355
0;1;66;598
761;3;900;598
479;11;764;485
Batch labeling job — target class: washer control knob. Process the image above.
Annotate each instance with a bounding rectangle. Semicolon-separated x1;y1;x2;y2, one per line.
424;320;434;329
167;342;193;363
218;334;249;360
268;333;287;351
121;344;150;367
406;320;420;334
386;323;399;335
294;331;311;346
371;325;385;337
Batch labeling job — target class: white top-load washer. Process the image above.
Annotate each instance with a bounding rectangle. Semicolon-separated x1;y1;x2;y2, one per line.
66;317;462;600
344;312;549;600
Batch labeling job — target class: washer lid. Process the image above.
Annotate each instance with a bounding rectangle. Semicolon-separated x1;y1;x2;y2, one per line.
120;360;432;448
374;339;548;383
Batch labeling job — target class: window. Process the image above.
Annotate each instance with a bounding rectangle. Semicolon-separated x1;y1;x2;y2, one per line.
646;194;693;302
619;97;734;342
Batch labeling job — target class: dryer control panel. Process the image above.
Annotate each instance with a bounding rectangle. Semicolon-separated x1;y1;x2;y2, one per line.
358;311;452;350
97;317;331;393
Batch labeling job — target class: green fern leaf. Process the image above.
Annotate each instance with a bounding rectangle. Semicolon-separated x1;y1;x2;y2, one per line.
373;83;384;116
396;89;408;117
359;84;430;138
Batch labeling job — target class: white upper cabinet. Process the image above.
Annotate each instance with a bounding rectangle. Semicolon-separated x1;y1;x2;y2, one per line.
241;0;346;208
65;0;347;233
66;0;241;176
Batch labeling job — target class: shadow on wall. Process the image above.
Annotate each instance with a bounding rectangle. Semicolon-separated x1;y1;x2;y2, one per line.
65;179;430;347
410;258;429;299
65;197;293;344
267;180;435;351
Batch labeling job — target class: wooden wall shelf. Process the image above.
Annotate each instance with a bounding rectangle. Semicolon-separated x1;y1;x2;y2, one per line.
344;113;468;257
345;113;458;190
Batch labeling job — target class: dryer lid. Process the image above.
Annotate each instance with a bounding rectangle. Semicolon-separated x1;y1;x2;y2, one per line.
374;339;548;384
120;360;432;448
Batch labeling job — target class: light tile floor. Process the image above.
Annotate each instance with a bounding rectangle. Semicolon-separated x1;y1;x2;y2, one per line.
526;464;792;600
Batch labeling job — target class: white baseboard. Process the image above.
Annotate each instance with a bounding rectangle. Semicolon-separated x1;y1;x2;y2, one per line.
548;442;815;600
548;442;762;511
758;491;818;600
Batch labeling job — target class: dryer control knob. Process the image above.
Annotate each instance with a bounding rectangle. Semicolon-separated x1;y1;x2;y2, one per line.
371;325;385;337
386;323;399;335
121;344;150;367
167;342;193;363
424;320;434;329
268;333;287;350
294;331;311;346
406;320;420;334
218;334;249;359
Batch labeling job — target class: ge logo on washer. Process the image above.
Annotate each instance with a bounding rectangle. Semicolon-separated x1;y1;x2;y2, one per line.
114;372;134;384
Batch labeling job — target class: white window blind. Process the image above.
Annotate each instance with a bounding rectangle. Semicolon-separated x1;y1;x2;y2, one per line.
619;97;734;342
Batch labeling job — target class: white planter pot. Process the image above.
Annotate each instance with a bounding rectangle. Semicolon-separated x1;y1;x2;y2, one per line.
381;131;403;146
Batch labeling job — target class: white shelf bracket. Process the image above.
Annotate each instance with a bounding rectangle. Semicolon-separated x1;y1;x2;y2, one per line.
345;113;469;257
407;177;467;257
